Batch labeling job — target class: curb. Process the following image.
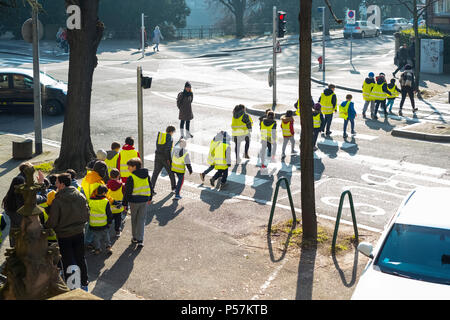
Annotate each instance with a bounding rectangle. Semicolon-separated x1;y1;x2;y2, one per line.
391;128;450;142
311;77;362;93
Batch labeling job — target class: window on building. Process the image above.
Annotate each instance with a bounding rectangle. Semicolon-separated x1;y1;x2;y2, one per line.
434;0;450;14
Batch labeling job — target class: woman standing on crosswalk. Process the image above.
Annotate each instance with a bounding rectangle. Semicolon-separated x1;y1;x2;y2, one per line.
177;82;194;139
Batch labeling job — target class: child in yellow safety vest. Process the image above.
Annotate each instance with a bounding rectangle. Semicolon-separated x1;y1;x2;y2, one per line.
386;78;401;114
259;111;277;169
171;139;193;200
280;110;297;161
312;103;325;151
339;94;357;139
88;185;113;255
107;168;125;237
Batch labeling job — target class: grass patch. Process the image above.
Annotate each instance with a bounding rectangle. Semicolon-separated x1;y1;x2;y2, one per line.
33;161;54;173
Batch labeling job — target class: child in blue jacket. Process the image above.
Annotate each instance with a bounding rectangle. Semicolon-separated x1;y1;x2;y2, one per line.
340;94;356;138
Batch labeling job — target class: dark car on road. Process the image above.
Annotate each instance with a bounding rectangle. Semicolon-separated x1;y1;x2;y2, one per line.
0;68;67;116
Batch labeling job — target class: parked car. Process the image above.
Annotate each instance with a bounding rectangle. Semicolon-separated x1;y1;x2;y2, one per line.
0;68;67;115
381;18;412;34
352;187;450;300
409;18;426;27
343;20;380;38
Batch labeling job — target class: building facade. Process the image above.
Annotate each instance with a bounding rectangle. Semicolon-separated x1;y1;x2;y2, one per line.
427;0;450;32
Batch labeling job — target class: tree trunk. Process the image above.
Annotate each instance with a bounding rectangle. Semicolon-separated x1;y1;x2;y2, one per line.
299;0;317;241
54;0;104;175
234;0;245;38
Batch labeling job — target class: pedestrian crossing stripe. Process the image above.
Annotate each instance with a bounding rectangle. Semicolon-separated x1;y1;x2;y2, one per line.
198;59;246;66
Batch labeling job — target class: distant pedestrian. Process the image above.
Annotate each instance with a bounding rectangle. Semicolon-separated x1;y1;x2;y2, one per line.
340;94;356;138
280;110;297;161
118;137;140;183
393;44;408;77
152;26;164;52
123;157;152;248
88;185;113;255
312;103;324;151
200;131;225;183
398;64;417;116
171;139;193;200
362;72;375;119
259;111;277;169
231;104;253;162
318;56;323;71
177;82;194;139
151;126;177;194
318;84;337;136
46;173;90;291
209;131;231;190
386;78;401;113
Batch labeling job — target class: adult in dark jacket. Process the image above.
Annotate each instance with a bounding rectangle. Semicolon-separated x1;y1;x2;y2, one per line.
46;173;90;291
398;64;417;116
393;44;409;77
231;104;253;161
177;81;194;138
151;125;176;193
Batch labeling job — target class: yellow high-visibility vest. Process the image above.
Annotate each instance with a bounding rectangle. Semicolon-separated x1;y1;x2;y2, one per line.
261;122;276;142
81;180;103;200
362;80;374;101
172;151;189;174
107;187;124;214
295;99;301;116
207;140;220;166
387;85;399;99
313;113;321;128
157;132;167;145
231;114;250;137
88;198;109;227
214;142;229;170
339;101;351;120
130;173;151;197
281;121;293;137
42;211;57;241
119;149;139;179
104;152;119;176
370;83;387;101
320;92;336;114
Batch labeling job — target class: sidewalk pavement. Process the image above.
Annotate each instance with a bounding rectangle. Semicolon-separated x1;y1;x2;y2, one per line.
0;132;381;300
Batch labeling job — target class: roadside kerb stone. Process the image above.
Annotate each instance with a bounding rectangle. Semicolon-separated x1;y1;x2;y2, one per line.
391;122;450;142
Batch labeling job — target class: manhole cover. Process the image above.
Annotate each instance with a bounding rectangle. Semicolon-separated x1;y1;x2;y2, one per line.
435;125;447;129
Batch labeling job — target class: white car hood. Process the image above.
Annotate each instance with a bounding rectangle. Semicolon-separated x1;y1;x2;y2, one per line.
352;264;450;300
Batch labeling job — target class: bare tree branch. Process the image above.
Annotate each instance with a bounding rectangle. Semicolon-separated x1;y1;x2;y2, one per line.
218;0;236;15
397;0;414;14
324;0;343;24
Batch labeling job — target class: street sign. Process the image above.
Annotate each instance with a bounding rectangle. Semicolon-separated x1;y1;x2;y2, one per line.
346;10;356;24
274;41;282;53
21;18;43;43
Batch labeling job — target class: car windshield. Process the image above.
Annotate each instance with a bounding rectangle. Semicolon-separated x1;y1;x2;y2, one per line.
39;71;59;86
384;19;396;24
376;223;450;285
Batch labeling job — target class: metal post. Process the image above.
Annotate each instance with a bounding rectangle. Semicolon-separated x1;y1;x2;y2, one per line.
137;67;144;157
322;7;326;83
350;30;353;65
32;7;43;155
141;13;145;58
272;6;277;107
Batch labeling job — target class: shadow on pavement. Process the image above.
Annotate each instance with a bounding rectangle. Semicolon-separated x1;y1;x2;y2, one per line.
267;223;295;263
342;136;359;156
0;158;23;179
90;244;142;300
295;240;317;300
0;112;63;135
146;194;183;226
364;117;395;132
332;248;359;288
317;135;339;159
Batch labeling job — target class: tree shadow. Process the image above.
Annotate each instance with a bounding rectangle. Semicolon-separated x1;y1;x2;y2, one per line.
146;194;183;226
0;158;24;178
331;248;359;288
90;244;142;300
0;112;64;135
295;239;317;300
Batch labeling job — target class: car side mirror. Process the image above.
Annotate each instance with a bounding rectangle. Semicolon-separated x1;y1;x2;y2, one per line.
357;242;374;259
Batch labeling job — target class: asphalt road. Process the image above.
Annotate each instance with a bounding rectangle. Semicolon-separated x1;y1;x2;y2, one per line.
1;36;449;299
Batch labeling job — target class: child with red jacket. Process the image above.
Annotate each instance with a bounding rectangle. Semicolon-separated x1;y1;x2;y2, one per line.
280;110;297;161
106;168;125;237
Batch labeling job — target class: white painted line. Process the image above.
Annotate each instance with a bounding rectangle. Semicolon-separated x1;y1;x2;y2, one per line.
251;258;289;300
234;64;272;70
277;71;297;76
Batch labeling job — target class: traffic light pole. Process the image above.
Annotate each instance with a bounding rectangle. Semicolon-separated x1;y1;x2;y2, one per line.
32;7;43;155
322;7;326;84
141;13;145;59
272;6;277;107
137;66;144;157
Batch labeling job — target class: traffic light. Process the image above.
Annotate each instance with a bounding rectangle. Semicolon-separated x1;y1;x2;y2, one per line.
277;11;287;38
